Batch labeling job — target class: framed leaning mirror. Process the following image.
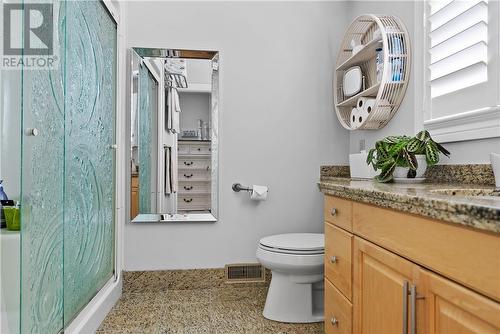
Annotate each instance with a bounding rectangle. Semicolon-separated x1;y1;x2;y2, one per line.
129;48;219;223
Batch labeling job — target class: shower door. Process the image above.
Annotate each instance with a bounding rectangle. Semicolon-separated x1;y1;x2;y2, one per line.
63;0;116;325
20;0;117;332
20;0;66;332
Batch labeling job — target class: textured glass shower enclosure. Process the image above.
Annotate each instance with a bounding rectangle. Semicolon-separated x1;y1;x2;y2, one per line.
63;0;116;322
18;0;117;332
0;24;23;334
138;64;158;213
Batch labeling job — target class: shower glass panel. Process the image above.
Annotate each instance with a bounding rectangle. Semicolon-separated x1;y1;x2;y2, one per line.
20;0;65;332
18;0;116;332
1;3;24;333
63;0;116;324
138;65;157;213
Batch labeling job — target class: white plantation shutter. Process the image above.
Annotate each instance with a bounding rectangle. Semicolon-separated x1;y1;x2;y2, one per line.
428;0;488;98
423;0;500;141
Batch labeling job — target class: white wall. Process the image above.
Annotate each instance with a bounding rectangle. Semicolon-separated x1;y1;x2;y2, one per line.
179;92;211;133
185;59;212;86
347;1;500;163
179;59;212;134
123;1;349;270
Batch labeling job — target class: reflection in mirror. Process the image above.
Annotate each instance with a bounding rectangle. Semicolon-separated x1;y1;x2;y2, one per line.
130;48;219;223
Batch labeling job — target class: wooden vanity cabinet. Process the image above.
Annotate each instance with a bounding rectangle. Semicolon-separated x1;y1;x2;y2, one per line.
323;195;500;334
131;175;139;218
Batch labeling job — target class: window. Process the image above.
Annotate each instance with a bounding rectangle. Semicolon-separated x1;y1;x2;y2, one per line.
428;0;488;97
422;0;500;142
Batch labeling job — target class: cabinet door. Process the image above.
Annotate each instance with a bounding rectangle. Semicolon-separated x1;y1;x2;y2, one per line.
353;237;420;334
421;269;500;334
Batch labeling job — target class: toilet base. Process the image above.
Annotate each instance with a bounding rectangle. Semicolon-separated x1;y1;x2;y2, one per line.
262;272;324;323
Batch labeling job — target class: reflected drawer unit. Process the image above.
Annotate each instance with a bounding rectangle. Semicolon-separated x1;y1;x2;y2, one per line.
177;140;211;212
179;181;210;195
178;140;211;156
178;194;211;211
178;170;210;182
178;157;211;170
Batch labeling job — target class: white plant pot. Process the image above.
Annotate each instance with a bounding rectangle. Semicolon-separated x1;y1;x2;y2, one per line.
393;155;427;179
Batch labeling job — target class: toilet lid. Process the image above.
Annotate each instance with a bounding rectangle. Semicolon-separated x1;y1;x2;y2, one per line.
259;233;324;253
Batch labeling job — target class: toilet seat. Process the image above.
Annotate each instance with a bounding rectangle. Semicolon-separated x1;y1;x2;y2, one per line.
259;233;324;255
258;244;324;255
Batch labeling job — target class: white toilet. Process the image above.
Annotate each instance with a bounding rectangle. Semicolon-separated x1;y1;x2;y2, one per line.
256;233;324;323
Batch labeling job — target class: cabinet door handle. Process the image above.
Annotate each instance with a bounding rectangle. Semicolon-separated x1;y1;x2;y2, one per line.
403;281;409;334
330;208;337;216
183;198;193;203
330;317;338;326
410;284;425;334
330;256;338;264
184;186;193;191
184;161;194;166
410;284;416;334
184;174;193;178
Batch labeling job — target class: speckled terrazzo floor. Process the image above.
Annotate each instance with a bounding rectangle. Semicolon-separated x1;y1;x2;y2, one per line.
98;284;324;334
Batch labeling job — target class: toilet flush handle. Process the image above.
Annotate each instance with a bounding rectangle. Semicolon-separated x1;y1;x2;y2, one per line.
330;208;337;216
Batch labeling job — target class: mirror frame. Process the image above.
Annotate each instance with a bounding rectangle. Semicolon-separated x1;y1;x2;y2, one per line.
129;47;220;223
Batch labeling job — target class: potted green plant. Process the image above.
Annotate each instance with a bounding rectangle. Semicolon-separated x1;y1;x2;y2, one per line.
366;130;450;183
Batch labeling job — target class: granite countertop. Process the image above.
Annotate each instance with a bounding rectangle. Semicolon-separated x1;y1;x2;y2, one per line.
318;165;500;234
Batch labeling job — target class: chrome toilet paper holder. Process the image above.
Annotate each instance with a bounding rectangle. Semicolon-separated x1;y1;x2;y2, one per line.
232;183;252;192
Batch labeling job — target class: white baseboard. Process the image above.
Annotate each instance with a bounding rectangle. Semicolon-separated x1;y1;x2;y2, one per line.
65;276;122;334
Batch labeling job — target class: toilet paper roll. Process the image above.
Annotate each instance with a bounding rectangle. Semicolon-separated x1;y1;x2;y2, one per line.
354;97;373;128
350;107;361;129
354;97;393;129
251;185;268;201
356;97;368;110
363;98;376;116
